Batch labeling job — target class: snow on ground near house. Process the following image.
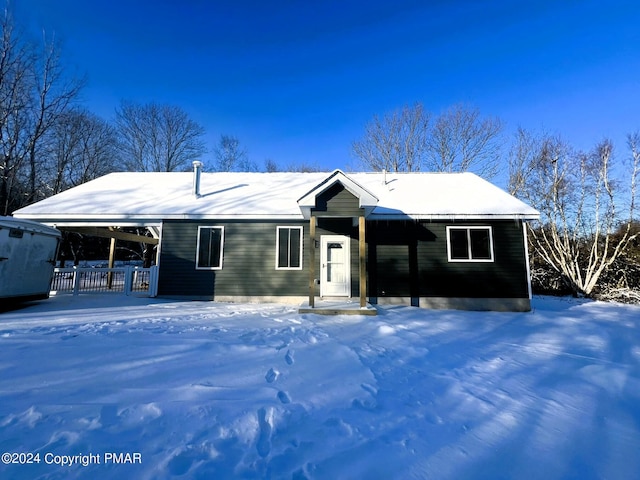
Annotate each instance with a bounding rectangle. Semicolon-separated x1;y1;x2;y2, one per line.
0;296;639;480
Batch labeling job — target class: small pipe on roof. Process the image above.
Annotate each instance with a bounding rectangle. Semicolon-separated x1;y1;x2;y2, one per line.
383;169;387;185
192;160;203;198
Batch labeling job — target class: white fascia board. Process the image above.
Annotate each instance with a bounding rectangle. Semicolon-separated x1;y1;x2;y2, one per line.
368;213;540;221
16;212;539;225
44;221;163;228
14;214;164;227
166;214;306;221
17;214;307;226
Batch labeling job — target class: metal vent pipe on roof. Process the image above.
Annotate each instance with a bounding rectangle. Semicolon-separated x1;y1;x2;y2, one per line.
192;161;203;198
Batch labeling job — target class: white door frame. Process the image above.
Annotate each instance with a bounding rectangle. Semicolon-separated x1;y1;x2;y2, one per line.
320;235;351;297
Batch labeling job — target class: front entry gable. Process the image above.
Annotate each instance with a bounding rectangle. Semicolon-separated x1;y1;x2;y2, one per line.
297;170;378;219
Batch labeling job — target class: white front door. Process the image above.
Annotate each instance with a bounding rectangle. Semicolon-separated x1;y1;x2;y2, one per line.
320;235;350;297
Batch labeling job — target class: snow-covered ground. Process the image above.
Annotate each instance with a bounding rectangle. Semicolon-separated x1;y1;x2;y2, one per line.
1;295;639;480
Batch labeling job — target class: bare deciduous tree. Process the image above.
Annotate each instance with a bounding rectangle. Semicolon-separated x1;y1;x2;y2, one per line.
264;158;278;172
285;161;326;172
0;8;29;214
116;101;206;172
44;108;119;194
425;104;503;178
352;103;429;172
509;128;640;297
262;158;326;173
213;134;256;171
352;103;503;177
0;7;83;213
24;31;84;203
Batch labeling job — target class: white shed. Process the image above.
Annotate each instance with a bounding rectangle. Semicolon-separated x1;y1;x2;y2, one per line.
0;216;61;302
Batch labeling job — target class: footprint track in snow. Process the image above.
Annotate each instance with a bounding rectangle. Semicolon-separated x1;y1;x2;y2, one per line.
265;368;279;383
285;349;295;365
277;391;291;404
256;407;272;458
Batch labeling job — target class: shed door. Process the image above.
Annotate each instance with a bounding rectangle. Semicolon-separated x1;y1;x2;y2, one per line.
0;228;59;298
320;235;350;297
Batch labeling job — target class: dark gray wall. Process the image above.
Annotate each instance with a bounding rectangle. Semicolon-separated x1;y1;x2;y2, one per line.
158;220;309;297
312;183;363;217
158;181;529;301
368;220;529;299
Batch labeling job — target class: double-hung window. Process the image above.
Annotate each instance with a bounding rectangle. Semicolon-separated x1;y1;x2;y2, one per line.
196;226;224;269
447;226;494;262
276;226;303;270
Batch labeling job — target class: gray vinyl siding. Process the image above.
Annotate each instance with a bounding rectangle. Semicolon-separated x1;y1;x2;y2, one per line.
368;220;529;299
158;220;309;297
366;221;423;298
312;183;363;217
421;221;528;298
157;213;529;301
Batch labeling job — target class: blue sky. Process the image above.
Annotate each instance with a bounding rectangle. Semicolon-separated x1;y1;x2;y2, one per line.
15;0;640;176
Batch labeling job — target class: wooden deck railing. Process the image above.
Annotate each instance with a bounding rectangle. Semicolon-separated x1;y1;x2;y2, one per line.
50;266;158;297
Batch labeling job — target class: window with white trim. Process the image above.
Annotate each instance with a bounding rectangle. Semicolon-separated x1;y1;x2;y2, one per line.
446;226;494;262
276;226;303;270
196;226;224;270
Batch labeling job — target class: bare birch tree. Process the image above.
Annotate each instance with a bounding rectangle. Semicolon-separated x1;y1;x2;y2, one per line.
116;101;206;172
509;128;640;297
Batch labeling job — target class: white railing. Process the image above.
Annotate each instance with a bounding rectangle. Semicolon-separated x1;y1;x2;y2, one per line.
50;265;158;297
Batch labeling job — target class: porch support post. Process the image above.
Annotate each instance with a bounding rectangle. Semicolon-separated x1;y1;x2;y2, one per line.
107;236;116;289
308;215;316;308
359;215;366;308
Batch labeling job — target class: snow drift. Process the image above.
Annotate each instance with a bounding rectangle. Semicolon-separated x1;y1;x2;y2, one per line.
1;295;639;479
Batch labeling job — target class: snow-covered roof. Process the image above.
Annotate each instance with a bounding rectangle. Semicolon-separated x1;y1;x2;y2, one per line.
0;215;61;237
13;170;539;226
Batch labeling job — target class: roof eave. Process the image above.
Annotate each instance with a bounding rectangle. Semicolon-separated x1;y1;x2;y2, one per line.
14;211;540;225
368;213;540;221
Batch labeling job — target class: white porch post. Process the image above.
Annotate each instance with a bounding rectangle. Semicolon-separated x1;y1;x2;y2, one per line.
523;220;533;300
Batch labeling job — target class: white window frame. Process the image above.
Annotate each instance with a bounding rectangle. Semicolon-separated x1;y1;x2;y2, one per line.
196;226;224;270
446;226;494;262
275;226;303;270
